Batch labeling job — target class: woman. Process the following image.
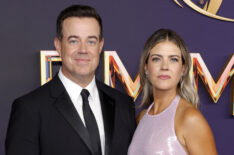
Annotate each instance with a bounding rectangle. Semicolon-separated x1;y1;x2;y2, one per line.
128;29;217;155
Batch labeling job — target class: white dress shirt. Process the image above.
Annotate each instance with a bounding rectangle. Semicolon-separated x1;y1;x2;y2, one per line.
58;69;105;155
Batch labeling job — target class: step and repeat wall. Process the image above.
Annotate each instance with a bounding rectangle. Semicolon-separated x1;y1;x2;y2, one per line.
1;0;233;154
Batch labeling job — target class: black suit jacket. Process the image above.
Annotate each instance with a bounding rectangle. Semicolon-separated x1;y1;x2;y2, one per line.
5;74;136;155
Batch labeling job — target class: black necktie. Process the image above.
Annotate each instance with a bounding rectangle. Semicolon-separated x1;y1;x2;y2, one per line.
81;89;102;155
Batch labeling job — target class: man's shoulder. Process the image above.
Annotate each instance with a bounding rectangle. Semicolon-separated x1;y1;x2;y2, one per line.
15;77;59;105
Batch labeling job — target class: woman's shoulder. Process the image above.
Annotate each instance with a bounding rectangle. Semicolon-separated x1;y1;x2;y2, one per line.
175;98;216;153
177;98;204;125
176;98;213;143
175;97;217;154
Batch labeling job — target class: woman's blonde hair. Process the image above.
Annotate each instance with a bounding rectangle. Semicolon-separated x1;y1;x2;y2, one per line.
139;29;199;108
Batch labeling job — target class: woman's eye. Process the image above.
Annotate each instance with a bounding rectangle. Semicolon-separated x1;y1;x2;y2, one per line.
152;57;160;62
171;58;179;62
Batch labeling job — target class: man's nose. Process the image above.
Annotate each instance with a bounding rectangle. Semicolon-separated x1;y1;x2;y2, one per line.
79;42;87;53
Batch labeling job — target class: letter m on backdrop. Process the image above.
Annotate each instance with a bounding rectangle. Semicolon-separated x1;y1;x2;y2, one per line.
103;51;234;115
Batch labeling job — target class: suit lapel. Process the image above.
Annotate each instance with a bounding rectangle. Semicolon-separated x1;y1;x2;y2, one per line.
96;80;115;155
49;75;94;154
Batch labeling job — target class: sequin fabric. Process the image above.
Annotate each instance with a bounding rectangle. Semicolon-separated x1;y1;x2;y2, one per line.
128;95;187;155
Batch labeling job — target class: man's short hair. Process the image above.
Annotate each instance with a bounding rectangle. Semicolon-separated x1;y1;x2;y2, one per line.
56;5;103;40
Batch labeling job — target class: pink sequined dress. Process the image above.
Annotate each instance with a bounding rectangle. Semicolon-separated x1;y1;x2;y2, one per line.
128;95;187;155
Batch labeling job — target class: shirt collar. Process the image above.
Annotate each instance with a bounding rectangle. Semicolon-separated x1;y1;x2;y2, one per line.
58;68;97;101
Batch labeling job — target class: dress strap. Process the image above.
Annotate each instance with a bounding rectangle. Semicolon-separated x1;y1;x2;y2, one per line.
146;102;154;114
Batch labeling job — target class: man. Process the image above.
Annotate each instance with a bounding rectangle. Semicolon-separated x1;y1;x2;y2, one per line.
6;5;136;155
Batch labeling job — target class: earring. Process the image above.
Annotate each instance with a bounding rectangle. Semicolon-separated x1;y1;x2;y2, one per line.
145;71;148;78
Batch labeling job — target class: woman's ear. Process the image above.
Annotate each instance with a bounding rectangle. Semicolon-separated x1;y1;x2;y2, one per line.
182;64;186;75
144;65;148;74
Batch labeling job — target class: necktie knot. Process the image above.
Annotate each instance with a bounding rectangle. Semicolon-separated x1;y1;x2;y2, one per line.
81;89;90;101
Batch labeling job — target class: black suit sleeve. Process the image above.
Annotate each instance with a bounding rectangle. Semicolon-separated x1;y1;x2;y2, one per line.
130;97;137;137
5;99;40;155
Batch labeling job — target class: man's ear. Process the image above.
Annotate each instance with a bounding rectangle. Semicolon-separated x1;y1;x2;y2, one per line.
98;38;104;54
54;37;62;56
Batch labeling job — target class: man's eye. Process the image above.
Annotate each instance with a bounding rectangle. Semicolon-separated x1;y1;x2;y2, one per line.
88;40;97;45
69;40;77;44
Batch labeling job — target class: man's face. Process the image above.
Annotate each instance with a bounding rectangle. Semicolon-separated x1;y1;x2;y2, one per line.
55;17;104;86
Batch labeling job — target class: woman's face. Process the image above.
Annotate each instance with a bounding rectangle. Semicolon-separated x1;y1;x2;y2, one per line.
145;41;185;92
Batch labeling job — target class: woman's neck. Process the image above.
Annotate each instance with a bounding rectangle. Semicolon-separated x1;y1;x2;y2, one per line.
150;88;177;115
